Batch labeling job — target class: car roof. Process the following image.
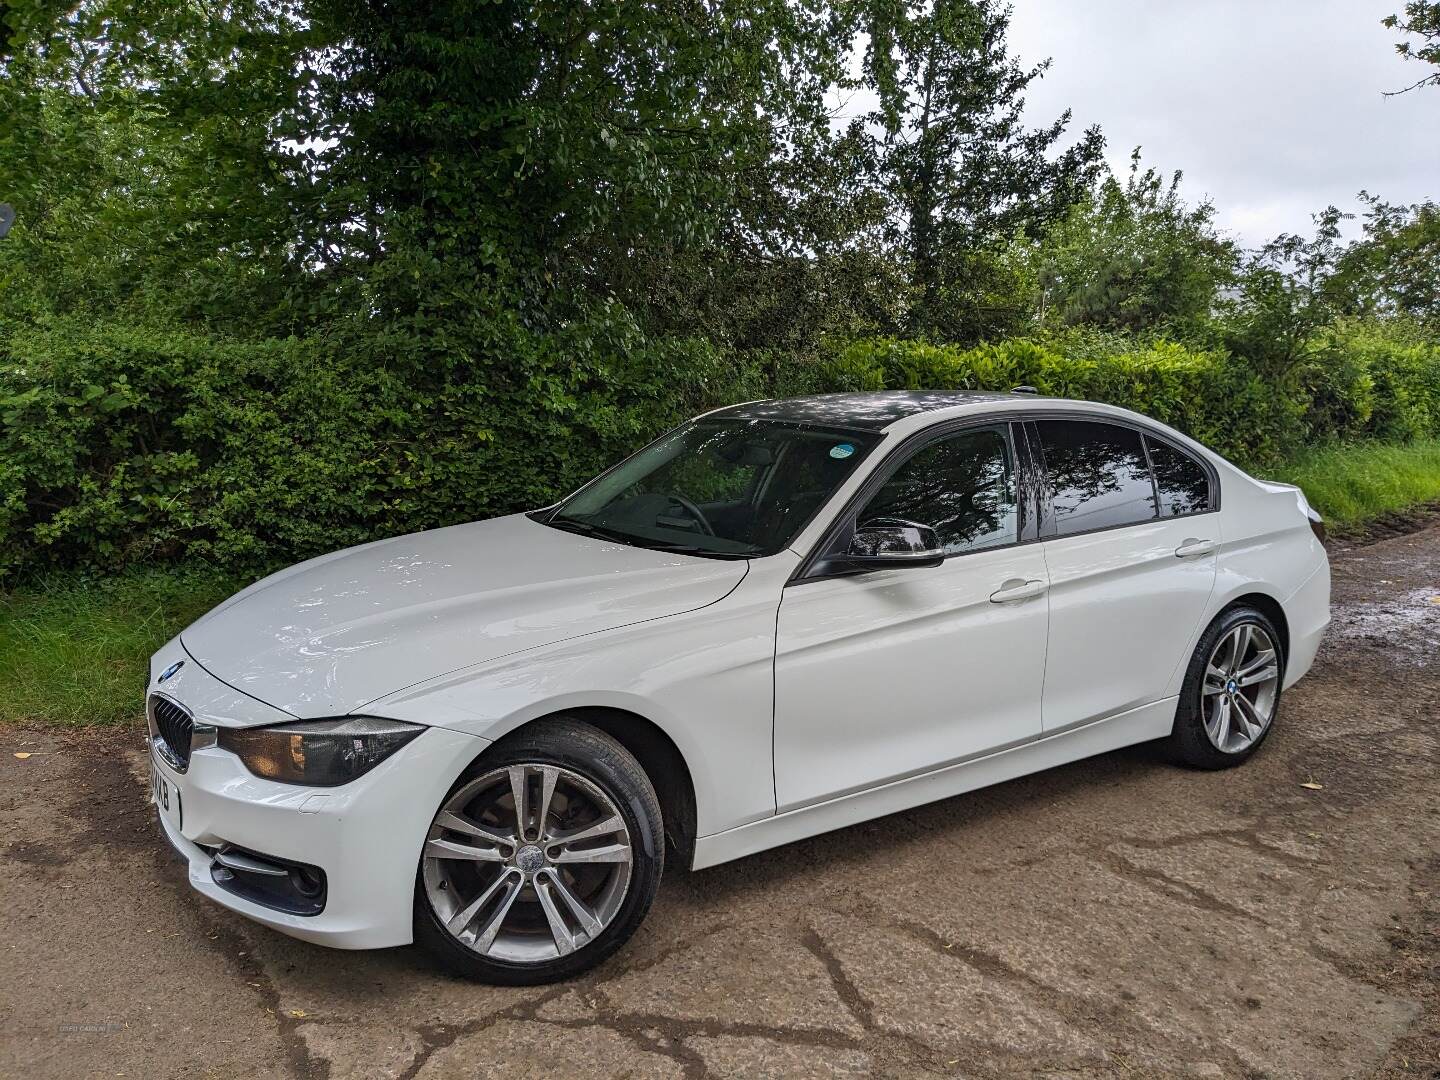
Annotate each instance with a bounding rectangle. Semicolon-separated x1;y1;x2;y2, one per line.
706;391;1038;432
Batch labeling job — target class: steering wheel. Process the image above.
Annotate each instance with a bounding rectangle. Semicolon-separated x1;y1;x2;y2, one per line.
663;494;716;536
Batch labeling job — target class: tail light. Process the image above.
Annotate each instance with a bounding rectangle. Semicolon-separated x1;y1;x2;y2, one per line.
1305;506;1326;544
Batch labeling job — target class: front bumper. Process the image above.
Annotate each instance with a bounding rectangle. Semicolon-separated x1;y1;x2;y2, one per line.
147;646;488;949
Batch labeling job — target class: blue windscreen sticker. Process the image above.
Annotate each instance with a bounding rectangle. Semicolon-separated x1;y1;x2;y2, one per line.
829;443;855;460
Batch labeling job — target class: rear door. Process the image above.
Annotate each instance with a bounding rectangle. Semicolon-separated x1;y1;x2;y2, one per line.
772;422;1050;810
1031;418;1219;731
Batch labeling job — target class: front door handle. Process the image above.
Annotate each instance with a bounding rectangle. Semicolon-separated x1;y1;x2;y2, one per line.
989;577;1047;604
1174;538;1216;558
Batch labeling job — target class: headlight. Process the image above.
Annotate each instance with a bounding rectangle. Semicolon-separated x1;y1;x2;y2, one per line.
218;717;425;786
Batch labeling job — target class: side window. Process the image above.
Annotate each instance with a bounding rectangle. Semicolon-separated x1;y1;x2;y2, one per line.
858;427;1018;555
1035;420;1157;536
1145;436;1212;516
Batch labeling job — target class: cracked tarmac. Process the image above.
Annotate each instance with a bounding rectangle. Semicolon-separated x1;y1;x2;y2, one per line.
3;523;1439;1079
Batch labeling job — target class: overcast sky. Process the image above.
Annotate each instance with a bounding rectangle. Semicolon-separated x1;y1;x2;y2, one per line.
1004;0;1439;248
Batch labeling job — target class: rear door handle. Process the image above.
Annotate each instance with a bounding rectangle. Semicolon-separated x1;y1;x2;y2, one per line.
989;577;1047;604
1174;538;1216;558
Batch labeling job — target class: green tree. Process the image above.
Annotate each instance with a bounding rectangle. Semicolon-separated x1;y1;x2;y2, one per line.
860;0;1104;342
1330;194;1440;326
1025;151;1238;337
624;118;906;355
1384;2;1440;92
0;0;311;330
292;1;857;326
2;0;866;342
1222;208;1350;382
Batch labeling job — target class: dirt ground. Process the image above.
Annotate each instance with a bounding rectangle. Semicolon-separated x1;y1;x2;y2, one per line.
2;523;1438;1080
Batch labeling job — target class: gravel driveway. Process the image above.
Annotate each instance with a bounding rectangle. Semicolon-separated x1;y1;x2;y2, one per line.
3;523;1438;1080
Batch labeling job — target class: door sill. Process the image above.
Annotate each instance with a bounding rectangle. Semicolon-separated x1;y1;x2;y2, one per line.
692;698;1177;870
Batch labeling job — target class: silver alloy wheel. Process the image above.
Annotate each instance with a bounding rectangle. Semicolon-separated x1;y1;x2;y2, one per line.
1201;623;1281;753
421;764;633;964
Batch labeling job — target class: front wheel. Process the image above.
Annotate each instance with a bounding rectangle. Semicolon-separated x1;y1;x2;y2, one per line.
414;719;664;984
1167;606;1285;769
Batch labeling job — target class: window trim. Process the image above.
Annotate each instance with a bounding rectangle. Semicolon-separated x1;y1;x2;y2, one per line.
790;407;1222;583
790;417;1040;585
1024;412;1220;543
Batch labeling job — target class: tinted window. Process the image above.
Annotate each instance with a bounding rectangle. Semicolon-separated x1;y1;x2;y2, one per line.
859;427;1017;554
1145;436;1212;516
1036;420;1157;536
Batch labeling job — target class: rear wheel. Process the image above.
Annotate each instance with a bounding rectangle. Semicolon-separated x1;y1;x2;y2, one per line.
414;719;663;984
1167;606;1284;769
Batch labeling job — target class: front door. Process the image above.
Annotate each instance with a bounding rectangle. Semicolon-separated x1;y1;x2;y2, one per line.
773;423;1051;812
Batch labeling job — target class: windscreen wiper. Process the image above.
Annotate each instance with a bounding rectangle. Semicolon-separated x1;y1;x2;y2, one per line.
543;518;635;544
546;518;749;559
632;539;750;560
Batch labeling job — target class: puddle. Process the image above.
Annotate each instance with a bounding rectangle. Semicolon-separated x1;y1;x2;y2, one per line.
1326;587;1440;665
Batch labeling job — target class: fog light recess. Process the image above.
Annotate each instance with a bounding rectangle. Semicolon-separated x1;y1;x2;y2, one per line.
209;845;327;917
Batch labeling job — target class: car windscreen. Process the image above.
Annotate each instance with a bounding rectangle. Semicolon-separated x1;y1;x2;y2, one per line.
543;419;881;558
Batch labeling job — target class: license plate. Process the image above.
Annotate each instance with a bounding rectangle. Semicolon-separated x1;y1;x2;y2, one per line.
150;753;183;831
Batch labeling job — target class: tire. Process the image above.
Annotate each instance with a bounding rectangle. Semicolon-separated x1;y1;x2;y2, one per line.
1166;605;1286;770
414;718;664;985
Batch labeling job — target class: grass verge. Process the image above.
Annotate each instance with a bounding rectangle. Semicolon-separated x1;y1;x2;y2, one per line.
1263;438;1440;529
0;565;240;726
4;437;1440;728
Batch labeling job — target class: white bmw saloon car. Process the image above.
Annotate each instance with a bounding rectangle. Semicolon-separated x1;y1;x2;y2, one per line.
147;391;1329;983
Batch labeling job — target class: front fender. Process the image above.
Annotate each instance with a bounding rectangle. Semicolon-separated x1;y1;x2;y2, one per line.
361;559;796;838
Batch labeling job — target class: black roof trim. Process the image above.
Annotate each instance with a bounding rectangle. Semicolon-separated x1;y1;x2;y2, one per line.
707;391;1028;432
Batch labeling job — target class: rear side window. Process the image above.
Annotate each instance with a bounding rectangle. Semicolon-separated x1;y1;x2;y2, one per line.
1035;420;1157;536
1145;436;1212;516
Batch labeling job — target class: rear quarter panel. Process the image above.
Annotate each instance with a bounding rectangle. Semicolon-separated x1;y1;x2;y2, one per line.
1167;461;1330;695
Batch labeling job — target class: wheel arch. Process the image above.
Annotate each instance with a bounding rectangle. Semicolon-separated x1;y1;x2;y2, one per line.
494;706;699;869
1220;591;1291;663
1167;584;1292;699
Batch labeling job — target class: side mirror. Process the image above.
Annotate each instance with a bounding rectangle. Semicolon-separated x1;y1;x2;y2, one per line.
846;518;944;568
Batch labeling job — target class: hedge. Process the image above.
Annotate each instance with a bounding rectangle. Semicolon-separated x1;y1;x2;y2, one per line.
823;328;1440;471
824;337;1294;467
3;316;1439;577
0;314;766;576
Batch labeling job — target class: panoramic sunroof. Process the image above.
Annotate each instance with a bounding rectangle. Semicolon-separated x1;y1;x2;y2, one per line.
709;391;1024;431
